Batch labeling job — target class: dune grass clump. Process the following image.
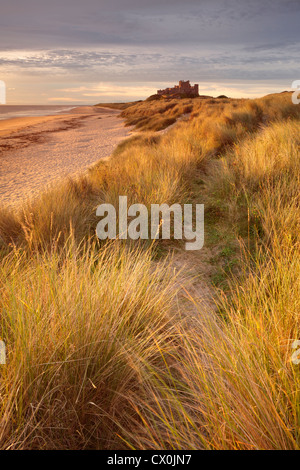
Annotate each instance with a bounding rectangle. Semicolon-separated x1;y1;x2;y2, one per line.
0;240;180;449
203;119;300;243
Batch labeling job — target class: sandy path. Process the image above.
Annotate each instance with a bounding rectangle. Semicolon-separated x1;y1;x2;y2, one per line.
0;107;132;207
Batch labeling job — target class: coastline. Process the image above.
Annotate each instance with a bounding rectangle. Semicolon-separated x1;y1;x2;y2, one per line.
0;106;132;207
0;104;79;122
0;105;119;137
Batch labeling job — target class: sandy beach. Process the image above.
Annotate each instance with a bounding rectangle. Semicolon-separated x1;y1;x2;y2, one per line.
0;106;132;207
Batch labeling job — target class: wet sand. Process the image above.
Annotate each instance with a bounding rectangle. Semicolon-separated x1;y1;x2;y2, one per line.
0;106;132;207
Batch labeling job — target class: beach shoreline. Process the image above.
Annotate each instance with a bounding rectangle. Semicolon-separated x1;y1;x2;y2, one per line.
0;104;79;121
0;106;132;207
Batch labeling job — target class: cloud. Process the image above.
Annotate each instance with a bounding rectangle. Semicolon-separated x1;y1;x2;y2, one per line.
0;45;298;81
0;0;298;103
0;0;299;49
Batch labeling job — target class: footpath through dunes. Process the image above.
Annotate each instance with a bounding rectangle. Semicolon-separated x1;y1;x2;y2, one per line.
0;106;133;207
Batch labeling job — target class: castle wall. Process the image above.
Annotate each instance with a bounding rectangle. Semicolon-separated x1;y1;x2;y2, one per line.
157;80;199;96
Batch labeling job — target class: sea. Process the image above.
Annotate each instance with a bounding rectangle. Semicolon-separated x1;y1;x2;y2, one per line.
0;105;79;121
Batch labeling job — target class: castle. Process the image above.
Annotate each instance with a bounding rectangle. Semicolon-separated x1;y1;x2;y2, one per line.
157;80;199;97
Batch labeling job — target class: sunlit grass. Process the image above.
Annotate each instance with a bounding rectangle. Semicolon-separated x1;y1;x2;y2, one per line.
0;240;180;449
0;92;299;449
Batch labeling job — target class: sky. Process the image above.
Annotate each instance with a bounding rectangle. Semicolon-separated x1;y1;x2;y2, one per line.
0;0;299;104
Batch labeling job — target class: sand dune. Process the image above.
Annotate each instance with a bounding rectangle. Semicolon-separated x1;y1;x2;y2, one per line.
0;106;132;207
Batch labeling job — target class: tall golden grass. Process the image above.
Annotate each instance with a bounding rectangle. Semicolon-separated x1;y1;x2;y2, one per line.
122;118;300;450
0;92;299;449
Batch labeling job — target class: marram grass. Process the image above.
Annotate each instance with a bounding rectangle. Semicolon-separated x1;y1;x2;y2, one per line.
0;93;299;449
